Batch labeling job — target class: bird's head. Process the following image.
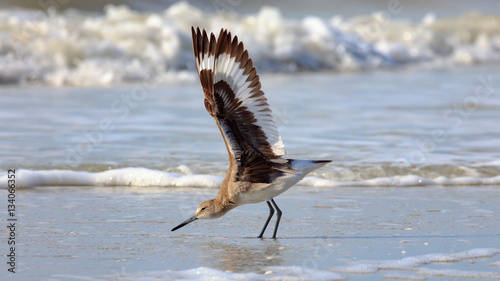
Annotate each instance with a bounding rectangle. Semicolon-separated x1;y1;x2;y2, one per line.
171;199;221;232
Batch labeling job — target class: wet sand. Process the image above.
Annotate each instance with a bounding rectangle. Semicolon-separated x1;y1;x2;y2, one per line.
3;184;499;280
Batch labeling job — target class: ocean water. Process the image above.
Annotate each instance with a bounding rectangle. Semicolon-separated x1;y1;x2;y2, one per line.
1;64;500;281
1;65;500;188
1;1;500;280
1;2;500;85
2;185;500;280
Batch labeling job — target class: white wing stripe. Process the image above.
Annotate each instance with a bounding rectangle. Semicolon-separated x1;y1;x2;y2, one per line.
213;54;284;156
194;29;286;158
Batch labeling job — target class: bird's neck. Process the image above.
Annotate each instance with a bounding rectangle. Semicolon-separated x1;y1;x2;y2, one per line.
214;192;237;212
214;180;237;213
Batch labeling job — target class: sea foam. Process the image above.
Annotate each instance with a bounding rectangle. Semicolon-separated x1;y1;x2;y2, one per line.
331;248;500;274
301;174;500;187
53;248;499;280
1;3;499;85
0;168;222;188
1;168;500;188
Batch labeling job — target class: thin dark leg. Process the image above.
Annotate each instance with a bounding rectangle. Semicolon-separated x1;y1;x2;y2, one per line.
270;199;282;239
257;201;274;238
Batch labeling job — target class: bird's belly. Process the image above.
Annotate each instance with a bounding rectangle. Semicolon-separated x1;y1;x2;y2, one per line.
238;174;303;205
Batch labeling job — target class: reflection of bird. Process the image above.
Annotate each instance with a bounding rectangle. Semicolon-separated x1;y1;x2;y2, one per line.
171;27;331;238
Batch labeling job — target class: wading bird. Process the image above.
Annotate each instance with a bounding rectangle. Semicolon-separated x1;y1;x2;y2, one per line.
171;27;331;238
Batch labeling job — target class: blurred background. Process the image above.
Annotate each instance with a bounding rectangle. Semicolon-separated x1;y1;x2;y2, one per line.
2;0;500;18
0;0;499;86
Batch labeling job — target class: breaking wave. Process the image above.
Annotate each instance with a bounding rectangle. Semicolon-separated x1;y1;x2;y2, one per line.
1;2;500;86
2;166;500;188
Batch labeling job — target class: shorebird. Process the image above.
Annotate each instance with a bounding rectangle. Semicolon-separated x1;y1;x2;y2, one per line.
171;27;331;238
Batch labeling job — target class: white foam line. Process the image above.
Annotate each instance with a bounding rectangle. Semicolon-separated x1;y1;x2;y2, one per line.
263;266;347;280
97;266;347;281
2;169;500;188
300;175;500;187
56;252;500;281
0;168;223;188
330;248;500;274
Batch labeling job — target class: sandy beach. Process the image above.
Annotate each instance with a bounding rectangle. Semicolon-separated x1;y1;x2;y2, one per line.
1;184;497;280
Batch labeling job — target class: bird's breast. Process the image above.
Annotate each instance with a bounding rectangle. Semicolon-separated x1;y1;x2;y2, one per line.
237;173;303;205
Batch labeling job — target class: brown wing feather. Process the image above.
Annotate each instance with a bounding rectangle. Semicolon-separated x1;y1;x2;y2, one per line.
191;27;292;183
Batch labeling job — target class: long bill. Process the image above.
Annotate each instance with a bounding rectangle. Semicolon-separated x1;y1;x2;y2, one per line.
171;215;198;231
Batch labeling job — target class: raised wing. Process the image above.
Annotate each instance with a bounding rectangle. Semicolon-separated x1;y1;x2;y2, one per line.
192;27;290;183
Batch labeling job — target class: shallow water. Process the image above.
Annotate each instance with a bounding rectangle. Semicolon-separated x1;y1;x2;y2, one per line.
2;185;499;280
1;2;500;85
1;64;500;187
1;64;500;280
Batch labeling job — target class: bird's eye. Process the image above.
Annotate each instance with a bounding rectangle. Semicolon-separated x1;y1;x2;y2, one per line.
201;207;206;211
